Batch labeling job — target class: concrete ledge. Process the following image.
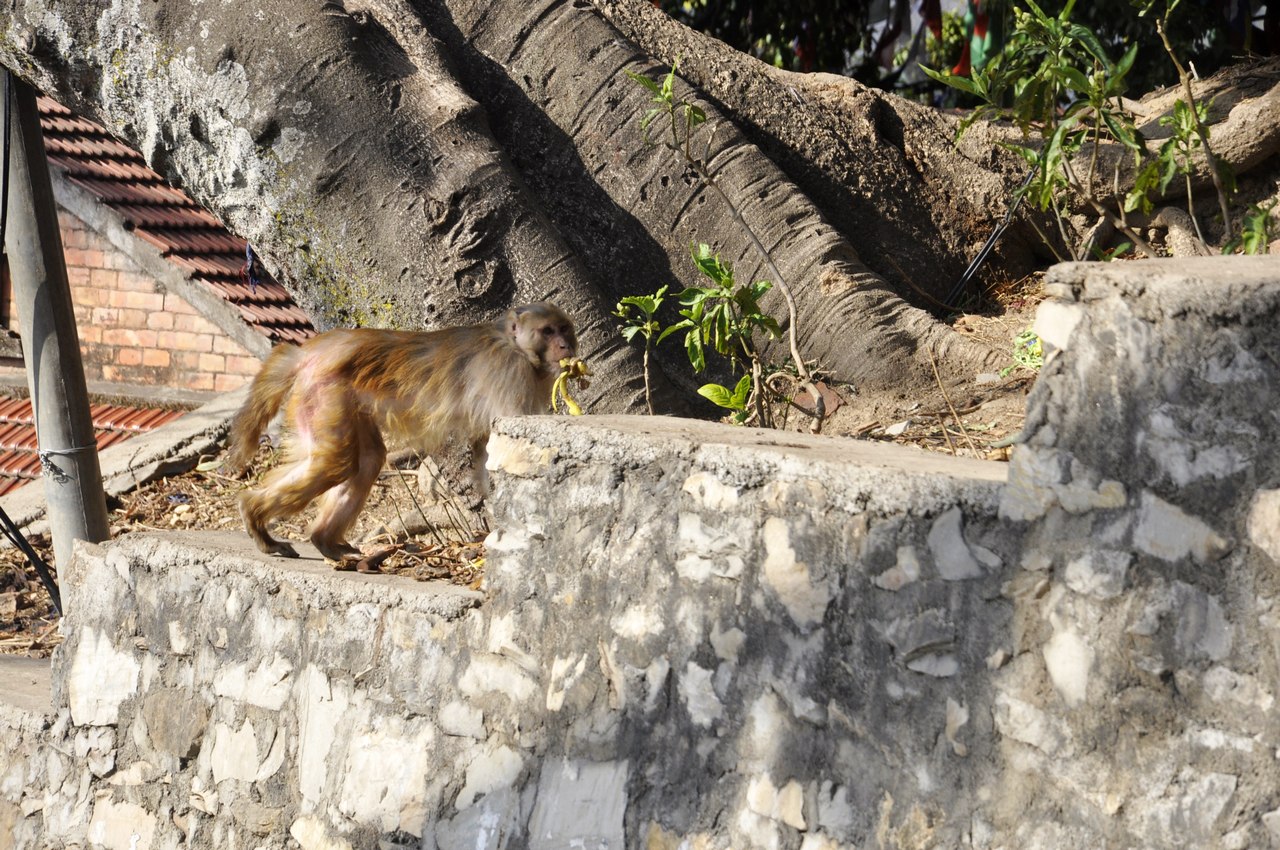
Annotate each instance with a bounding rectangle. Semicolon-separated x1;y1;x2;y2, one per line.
0;656;51;718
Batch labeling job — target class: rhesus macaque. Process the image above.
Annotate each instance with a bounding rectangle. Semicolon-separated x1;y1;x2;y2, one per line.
227;302;576;570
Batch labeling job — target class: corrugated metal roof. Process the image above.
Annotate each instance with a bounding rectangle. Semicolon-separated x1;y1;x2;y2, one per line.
38;96;317;346
0;395;186;496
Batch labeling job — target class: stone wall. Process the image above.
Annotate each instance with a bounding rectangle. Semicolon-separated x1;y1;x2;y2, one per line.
2;256;1279;849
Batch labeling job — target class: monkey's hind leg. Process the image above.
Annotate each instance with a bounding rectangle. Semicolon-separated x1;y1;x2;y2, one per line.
239;483;301;558
309;413;387;570
238;439;356;559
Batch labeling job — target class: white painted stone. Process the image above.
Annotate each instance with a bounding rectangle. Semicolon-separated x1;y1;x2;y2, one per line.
1021;548;1053;571
107;760;159;786
338;715;436;836
1043;628;1093;707
1174;584;1233;662
993;693;1073;756
972;542;1002;569
675;513;747;581
545;654;588;711
87;798;156;850
945;698;970;757
458;653;537;703
68;627;141;726
986;648;1012;670
1147;410;1248;486
1140;771;1237;846
1000;447;1065;522
710;622;747;663
297;665;350;806
1262;807;1280;845
747;692;790;760
1033;300;1083;351
439;701;486;739
434;787;523;850
906;653;959;678
761;517;831;629
456;744;524;810
167;620;191;655
211;653;294;710
1134;492;1229;563
746;774;807;830
189;776;217;814
873;545;921;591
1201;344;1264;384
1247;489;1280;564
736;808;782;850
290;815;355;850
682;471;741;510
643;657;670;713
210;719;267;784
679;661;724;728
1057;474;1126;514
1063;549;1131;599
799;834;842;850
1202;666;1274;711
485;434;552;477
485;614;537;671
612;605;662;639
816;782;856;835
527;759;628;850
927;508;985;580
1184;725;1255;752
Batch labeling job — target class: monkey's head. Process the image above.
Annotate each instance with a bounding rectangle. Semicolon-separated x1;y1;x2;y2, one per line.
508;302;577;371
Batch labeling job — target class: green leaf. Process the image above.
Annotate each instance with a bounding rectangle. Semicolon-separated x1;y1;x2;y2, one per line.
1114;42;1138;81
1101;110;1141;152
685;329;706;372
656;323;685;345
1067;24;1113;69
698;381;746;411
620;326;643;343
920;65;981;96
729;373;752;406
1060;65;1091;94
626;70;662;95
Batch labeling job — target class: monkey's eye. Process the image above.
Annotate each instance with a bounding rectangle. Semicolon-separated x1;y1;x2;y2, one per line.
542;327;554;336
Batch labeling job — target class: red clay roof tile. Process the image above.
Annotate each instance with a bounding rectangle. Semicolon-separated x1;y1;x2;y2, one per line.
37;96;317;347
0;392;190;495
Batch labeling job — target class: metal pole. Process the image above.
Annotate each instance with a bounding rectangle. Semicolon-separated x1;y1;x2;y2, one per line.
4;70;109;569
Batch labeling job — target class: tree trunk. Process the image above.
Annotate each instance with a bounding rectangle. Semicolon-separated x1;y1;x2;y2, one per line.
0;0;1030;411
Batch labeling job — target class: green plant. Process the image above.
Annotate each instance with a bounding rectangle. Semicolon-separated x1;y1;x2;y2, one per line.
1001;328;1044;376
668;244;781;423
1223;201;1275;255
924;0;1242;259
613;285;679;414
626;61;826;431
925;0;1159;259
1136;0;1233;230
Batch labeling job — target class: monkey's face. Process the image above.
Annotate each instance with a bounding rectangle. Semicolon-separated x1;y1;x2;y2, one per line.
511;303;576;369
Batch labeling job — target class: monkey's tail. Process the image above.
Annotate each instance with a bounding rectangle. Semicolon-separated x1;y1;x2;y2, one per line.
226;343;304;472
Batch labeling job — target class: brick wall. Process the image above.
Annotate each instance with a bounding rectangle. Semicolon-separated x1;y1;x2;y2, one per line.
7;209;260;393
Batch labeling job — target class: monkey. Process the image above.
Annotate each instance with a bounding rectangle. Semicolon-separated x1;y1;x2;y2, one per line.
226;302;576;570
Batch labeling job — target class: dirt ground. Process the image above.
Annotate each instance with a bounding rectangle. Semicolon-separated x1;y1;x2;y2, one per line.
0;281;1042;658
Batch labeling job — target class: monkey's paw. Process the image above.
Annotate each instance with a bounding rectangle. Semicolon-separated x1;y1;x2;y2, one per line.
552;358;592;415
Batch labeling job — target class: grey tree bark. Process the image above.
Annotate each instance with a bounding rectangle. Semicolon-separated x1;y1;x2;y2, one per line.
0;0;1057;412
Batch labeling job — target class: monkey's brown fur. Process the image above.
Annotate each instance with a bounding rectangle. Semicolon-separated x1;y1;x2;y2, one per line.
228;302;576;567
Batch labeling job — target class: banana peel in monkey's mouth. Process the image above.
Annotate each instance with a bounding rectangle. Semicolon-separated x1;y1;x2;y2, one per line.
551;358;591;415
